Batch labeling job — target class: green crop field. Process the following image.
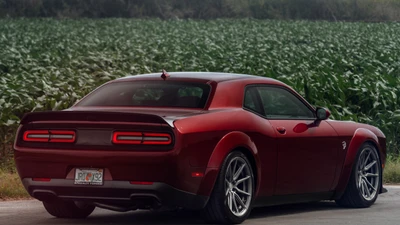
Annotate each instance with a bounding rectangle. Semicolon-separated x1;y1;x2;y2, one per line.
1;18;400;158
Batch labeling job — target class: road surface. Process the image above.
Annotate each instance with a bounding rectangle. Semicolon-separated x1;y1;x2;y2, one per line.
1;186;399;225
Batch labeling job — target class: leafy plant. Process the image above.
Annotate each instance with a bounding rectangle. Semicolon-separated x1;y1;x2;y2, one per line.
0;18;399;157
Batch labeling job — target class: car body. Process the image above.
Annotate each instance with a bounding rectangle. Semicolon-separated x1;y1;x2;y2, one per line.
14;72;386;223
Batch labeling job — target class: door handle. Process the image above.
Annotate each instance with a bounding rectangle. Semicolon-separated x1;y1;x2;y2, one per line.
276;127;286;134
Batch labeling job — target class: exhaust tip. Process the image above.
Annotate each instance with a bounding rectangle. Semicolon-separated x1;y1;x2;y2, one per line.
32;190;58;202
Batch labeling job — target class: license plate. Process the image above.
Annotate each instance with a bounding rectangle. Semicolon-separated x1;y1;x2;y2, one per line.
74;168;104;185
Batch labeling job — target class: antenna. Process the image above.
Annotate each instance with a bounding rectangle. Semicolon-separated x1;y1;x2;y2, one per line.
161;69;170;80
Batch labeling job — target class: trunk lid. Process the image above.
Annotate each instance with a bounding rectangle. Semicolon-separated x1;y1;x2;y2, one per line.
17;108;200;151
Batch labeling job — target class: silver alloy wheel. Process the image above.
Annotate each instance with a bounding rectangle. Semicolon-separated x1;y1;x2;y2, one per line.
356;146;380;201
225;157;253;217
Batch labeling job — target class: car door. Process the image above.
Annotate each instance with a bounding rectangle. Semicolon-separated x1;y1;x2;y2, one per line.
248;85;339;195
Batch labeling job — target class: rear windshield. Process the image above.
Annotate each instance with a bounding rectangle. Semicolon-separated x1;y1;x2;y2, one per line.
76;81;211;108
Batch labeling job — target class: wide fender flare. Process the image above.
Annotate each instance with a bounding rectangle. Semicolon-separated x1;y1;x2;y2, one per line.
197;131;261;196
334;128;381;197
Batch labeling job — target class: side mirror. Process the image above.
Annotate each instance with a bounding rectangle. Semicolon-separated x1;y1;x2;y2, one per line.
316;107;330;120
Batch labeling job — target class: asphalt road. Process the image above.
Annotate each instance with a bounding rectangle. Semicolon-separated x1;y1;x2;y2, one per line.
1;186;399;225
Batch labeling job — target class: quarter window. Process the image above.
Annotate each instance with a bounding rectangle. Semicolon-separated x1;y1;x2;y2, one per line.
243;88;263;115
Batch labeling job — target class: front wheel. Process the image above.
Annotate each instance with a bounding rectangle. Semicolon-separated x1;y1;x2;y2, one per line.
203;151;255;224
336;143;382;208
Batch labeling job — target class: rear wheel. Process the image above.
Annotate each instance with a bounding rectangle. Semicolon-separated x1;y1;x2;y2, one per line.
43;200;95;218
336;143;381;208
203;151;255;224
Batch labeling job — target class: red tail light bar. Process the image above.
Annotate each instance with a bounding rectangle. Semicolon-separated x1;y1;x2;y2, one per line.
23;130;76;143
113;132;172;145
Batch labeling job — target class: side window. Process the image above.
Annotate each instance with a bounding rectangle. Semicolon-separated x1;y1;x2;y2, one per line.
257;86;315;119
243;87;263;115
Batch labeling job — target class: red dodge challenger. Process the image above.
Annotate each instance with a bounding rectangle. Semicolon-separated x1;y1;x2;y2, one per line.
14;72;386;224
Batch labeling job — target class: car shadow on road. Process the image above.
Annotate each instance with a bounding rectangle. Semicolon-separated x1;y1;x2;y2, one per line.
249;201;343;219
36;201;344;225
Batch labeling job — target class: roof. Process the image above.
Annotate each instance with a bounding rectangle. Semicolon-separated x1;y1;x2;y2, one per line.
116;72;276;83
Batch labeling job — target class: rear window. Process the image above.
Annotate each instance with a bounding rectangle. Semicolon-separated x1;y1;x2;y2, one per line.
76;81;211;108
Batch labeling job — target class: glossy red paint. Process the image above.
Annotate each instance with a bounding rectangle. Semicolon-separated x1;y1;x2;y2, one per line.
13;72;386;214
269;120;338;195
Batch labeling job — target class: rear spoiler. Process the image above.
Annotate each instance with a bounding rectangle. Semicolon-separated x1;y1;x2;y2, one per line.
20;111;169;125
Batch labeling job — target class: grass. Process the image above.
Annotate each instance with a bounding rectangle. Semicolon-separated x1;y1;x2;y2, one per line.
384;158;400;185
0;157;398;200
0;159;30;200
0;172;30;200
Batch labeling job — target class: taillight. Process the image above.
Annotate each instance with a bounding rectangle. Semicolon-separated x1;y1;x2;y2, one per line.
23;130;49;142
112;132;172;145
112;132;142;144
142;133;172;145
23;130;76;143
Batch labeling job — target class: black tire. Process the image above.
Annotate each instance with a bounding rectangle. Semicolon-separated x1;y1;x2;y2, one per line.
203;151;255;224
336;143;382;208
43;200;95;219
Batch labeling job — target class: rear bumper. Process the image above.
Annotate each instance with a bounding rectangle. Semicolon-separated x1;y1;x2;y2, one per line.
22;178;208;210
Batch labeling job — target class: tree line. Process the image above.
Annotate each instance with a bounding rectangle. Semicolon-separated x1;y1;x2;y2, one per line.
0;0;399;21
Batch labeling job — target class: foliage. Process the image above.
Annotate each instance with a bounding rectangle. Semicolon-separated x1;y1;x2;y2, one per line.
0;173;30;200
1;0;400;21
0;19;400;158
0;157;29;199
384;155;400;184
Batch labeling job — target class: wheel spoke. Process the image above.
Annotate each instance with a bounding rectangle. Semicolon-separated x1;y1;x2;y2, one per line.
226;166;231;180
235;186;251;196
358;175;363;188
236;175;250;185
243;177;247;193
365;173;379;177
359;153;366;170
232;193;239;213
232;160;238;181
228;192;233;211
364;151;371;167
363;180;371;197
363;176;377;191
361;179;366;196
233;192;247;209
233;164;246;181
364;160;377;171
